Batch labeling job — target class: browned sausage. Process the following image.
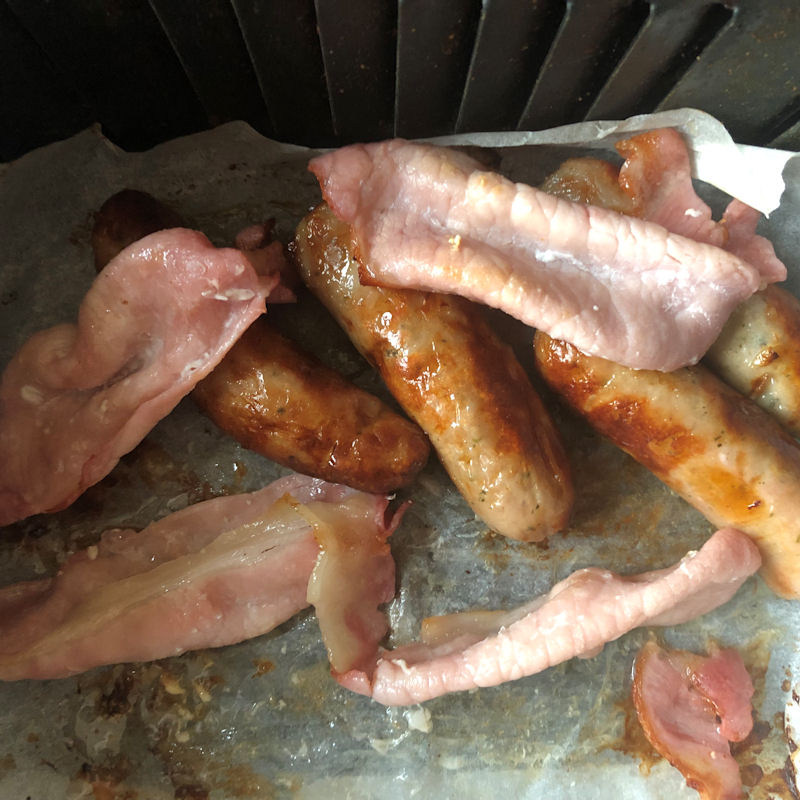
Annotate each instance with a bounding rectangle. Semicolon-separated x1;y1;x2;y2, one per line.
705;284;800;438
193;318;429;492
91;189;185;272
293;203;574;541
533;331;800;598
91;190;430;492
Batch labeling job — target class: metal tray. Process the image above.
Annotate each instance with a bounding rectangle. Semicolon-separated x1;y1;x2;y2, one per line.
0;117;797;799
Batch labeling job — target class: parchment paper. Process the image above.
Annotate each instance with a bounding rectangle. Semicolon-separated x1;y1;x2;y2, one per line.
0;110;798;799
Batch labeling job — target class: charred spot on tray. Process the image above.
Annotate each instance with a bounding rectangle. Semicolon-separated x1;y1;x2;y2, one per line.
76;755;133;799
747;765;798;800
739;764;764;789
731;719;772;760
0;754;16;777
174;784;210;800
608;692;662;776
123;439;213;502
193;674;225;702
94;666;137;717
783;760;800;800
252;658;275;677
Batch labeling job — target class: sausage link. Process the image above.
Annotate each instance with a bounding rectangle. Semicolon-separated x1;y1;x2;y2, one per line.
294;203;573;541
705;285;800;438
92;190;429;492
534;331;800;597
193;319;429;492
92;189;186;272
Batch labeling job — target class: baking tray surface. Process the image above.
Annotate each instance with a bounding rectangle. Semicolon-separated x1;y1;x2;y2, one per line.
0;113;798;799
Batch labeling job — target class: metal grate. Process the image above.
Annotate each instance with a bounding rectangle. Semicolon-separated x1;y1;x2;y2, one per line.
1;0;798;161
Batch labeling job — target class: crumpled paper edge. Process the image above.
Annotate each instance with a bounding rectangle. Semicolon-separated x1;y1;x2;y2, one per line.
427;108;797;217
5;108;796;218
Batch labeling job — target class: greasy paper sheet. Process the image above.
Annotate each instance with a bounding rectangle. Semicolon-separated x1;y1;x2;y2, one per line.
0;110;798;799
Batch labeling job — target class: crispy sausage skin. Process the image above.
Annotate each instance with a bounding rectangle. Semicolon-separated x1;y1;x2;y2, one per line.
193;319;429;492
92;189;430;492
294;203;574;541
534;331;800;597
705;285;800;438
92;189;185;272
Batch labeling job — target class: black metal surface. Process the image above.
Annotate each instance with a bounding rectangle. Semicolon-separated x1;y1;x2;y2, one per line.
394;0;482;139
585;0;733;122
773;115;800;152
1;0;798;158
315;0;396;142
657;0;800;146
517;0;651;132
0;3;94;161
148;0;273;136
4;0;207;153
230;0;335;146
455;0;565;134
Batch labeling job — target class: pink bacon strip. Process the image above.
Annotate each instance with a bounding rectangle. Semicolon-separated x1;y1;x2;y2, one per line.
337;528;761;706
0;474;402;681
0;229;274;526
310;138;784;372
633;641;754;800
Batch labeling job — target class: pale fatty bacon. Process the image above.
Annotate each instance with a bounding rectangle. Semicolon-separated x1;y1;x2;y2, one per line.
336;528;761;706
614;128;785;281
0;229;274;527
0;474;402;681
633;641;754;800
309;138;785;372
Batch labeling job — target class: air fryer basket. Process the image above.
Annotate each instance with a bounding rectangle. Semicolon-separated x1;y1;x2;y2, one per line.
2;0;798;160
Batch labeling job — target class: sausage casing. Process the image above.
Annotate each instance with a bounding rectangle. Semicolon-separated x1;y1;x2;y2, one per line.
294;203;573;541
705;284;800;438
193;319;429;493
534;331;800;597
92;189;429;492
92;189;185;272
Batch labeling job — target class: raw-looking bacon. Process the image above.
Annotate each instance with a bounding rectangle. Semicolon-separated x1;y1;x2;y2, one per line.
89;190;430;495
337;528;760;706
304;496;400;676
0;474;402;681
0;229;274;526
632;641;754;800
615;129;785;280
546;131;800;437
309;138;784;372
